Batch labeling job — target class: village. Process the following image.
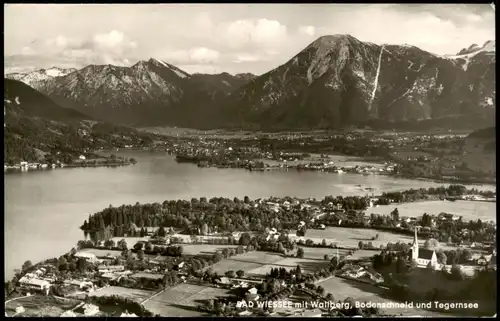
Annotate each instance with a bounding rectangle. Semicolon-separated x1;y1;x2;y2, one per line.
4;153;136;172
5;188;497;317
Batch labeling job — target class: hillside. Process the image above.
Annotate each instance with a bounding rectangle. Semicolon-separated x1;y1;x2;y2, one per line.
467;126;495;139
4;79;156;164
4;79;89;122
7;61;256;128
6;67;77;89
218;35;495;130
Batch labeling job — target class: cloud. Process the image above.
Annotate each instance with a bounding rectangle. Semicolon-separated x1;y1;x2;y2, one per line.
232;54;261;63
318;5;495;55
299;25;316;37
161;47;220;65
9;30;138;69
4;4;495;75
217;19;288;50
20;46;36;56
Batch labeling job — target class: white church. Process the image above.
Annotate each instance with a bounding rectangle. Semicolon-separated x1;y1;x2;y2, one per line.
411;227;438;268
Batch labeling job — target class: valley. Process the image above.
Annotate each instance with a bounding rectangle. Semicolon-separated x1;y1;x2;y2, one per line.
4;3;496;318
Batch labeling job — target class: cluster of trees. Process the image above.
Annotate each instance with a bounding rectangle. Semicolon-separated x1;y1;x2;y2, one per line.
115;274;165;291
441;248;474;265
372;250;412;273
267;266;302;282
224;270;245;279
376;185;491;205
318;209;495;246
81;196;316;238
322;195;370;211
386;266;496;316
114;270;182;291
132;242;184;257
4;109;156;165
358;241;378;250
89;295;157;317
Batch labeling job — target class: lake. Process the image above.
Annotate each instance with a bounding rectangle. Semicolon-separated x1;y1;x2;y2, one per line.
4;150;495;280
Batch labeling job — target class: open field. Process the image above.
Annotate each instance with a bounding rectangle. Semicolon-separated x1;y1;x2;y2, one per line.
79;248;124;258
247;257;331;276
89;286;155;303
298;247;351;261
131;272;164;280
289;227;412;248
5;295;80;317
316;277;447;317
208;251;284;274
143;283;231;316
344;249;379;261
181;244;238;257
367;200;496;222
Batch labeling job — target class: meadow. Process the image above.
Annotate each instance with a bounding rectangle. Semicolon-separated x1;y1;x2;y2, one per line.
366;200;496;222
143;283;230;317
89;286;155;303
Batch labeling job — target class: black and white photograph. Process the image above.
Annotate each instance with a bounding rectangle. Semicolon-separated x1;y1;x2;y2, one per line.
4;3;496;317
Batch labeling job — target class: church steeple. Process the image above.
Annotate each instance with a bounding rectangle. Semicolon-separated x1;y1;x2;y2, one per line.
411;226;419;261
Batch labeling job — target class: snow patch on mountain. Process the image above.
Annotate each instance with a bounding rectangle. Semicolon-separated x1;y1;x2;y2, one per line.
369;45;385;110
444;40;495;61
6;67;77;88
152;58;190;79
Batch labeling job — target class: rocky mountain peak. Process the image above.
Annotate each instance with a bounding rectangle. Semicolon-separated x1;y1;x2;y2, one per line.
307;34;360;50
457;40;495;55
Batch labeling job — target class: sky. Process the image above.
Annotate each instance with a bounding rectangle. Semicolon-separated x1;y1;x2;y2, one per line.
4;4;496;75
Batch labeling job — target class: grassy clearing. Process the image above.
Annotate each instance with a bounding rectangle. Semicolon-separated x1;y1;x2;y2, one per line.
298;247;351;261
79;248;123;258
143;283;231;317
208;251;283;274
131;272;164;280
5;295;80;317
89;286;155;303
345;250;379;261
367;200;496;222
247;257;330;276
290;227;414;248
181;244;238;257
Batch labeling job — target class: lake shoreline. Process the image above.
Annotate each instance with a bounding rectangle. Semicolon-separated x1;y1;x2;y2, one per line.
5;150;496;281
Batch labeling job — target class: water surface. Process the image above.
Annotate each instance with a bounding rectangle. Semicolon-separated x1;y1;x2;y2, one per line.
4;151;495;280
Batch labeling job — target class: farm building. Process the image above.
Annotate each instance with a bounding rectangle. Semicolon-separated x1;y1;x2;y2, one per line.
74;252;98;263
245;287;260;301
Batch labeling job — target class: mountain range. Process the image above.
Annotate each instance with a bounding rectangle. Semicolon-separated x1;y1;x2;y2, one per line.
4;78;155;163
5;35;495;131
